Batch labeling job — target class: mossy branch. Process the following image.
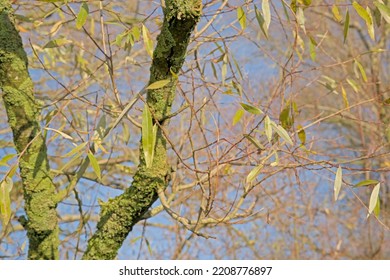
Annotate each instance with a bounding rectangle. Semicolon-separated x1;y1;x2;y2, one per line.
82;0;202;260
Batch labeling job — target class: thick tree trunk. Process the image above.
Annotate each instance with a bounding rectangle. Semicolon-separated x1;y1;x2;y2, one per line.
82;0;202;259
0;0;59;259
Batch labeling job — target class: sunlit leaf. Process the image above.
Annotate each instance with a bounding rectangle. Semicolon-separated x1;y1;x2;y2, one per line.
255;5;268;39
297;125;306;145
240;103;263;115
374;1;390;24
332;4;343;22
334;166;342;201
341;85;349;109
368;183;381;215
237;7;246;30
308;36;317;61
142;104;155;168
87;151;102;181
232;108;244;126
0;154;16;166
44;127;73;140
374;197;380;217
354;60;368;82
142;24;154;58
262;0;271;36
265;115;272;143
244;134;265;150
43;37;72;48
296;8;306;33
347;78;359;93
353;2;375;40
343;10;350;43
146;79;171;90
246;164;263;183
0;177;13;226
271;123;294;146
63;142;88;158
354;179;380;187
76;2;89;29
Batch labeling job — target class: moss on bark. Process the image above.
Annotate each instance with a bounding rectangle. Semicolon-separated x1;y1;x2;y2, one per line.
0;0;59;259
82;0;202;259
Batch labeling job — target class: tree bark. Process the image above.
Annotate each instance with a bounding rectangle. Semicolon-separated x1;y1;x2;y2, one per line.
0;0;59;259
82;0;202;259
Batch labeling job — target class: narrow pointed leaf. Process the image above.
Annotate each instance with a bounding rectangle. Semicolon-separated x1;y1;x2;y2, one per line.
334;166;342;201
244;134;265;150
341;85;349;109
368;183;381;215
87;151;102;181
262;0;271;35
271;123;294;146
240;103;263;115
374;1;390;23
146;79;171;90
246;164;263;183
355;179;380;188
297;125;306;145
142;104;154;168
232;108;244;126
237;7;247;30
142;24;154;58
332;4;342;22
265;115;272;142
0;177;13;226
63;142;88;158
343;10;350;43
76;2;89;29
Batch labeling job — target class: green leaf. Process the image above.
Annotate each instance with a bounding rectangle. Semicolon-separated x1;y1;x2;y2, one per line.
271;123;294;146
332;4;343;22
142;24;154;58
0;177;13;227
374;197;380;217
75;2;89;29
0;154;16;166
87;151;102;181
255;5;268;39
243;134;265;150
347;78;359;93
309;37;316;61
146;79;171;90
44;127;73;140
232;108;244;126
237;7;247;30
334;166;342;201
352;2;375;40
63;142;88;158
354;60;368;82
343;10;350;44
297;125;306;145
354;179;380;187
368;183;380;215
43;37;72;48
279;105;293;130
264;115;272;143
296;8;306;33
240;103;263;115
246;164;263;183
374;1;390;24
341;85;349;109
262;0;271;36
142;104;155;168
